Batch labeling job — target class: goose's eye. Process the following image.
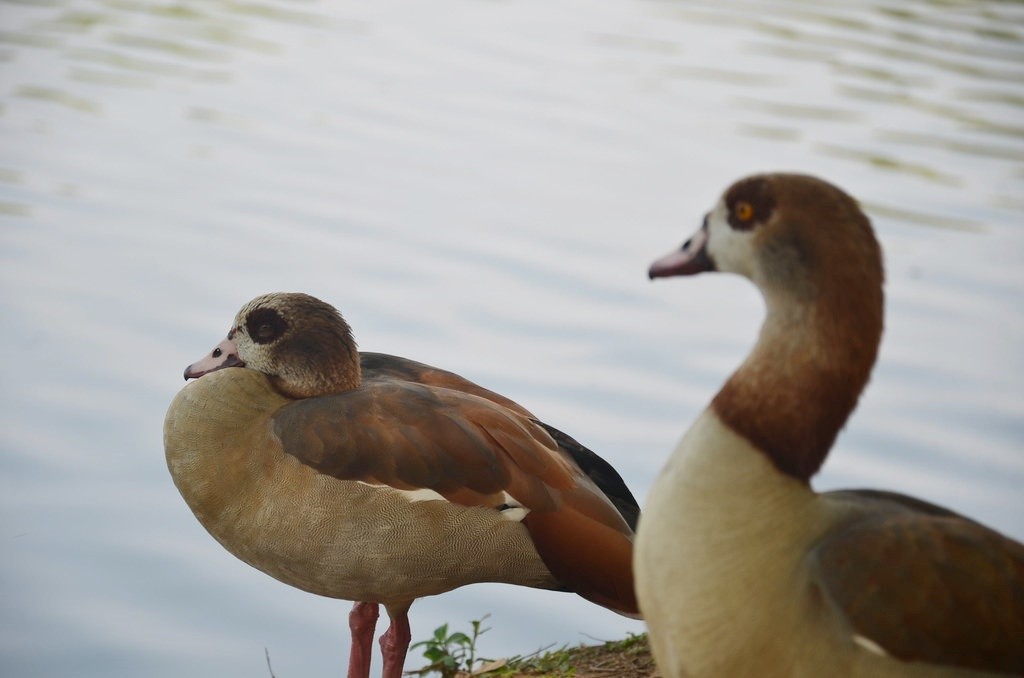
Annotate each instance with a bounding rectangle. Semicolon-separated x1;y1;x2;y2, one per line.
735;201;754;222
256;324;275;341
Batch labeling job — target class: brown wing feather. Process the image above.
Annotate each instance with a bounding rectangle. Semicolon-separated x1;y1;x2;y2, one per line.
361;352;534;417
277;383;513;494
270;378;637;614
810;490;1024;674
361;352;641;530
523;487;638;615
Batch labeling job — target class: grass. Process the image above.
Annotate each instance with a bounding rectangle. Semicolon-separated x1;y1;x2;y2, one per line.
407;619;658;677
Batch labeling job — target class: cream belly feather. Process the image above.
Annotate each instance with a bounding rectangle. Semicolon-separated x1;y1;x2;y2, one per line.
637;413;1007;678
165;369;556;603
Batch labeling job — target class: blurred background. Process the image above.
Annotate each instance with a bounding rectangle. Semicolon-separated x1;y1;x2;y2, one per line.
1;0;1022;676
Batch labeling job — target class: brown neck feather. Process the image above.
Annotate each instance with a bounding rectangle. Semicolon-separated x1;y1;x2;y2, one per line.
712;236;884;483
269;314;361;400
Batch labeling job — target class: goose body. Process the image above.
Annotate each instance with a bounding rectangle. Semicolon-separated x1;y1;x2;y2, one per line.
164;293;639;678
636;174;1024;677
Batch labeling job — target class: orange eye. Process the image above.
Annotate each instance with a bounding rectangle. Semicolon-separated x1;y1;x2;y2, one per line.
735;201;754;222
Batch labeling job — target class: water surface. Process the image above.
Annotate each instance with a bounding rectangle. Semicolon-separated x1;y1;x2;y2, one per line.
2;1;1022;676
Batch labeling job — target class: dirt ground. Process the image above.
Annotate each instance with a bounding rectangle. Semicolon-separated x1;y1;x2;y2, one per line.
448;634;660;678
506;636;659;677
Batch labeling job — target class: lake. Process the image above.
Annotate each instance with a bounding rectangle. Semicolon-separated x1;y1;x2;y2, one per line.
1;0;1022;676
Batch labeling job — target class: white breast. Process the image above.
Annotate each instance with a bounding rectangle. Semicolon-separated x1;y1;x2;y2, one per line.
636;411;827;676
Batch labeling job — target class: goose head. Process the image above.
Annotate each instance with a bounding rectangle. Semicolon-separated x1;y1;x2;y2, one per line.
650;173;883;316
183;292;360;399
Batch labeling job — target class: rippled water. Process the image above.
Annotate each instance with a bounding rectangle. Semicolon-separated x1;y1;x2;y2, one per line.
2;1;1022;676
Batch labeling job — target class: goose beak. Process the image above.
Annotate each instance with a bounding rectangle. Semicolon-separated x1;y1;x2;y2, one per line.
184;337;244;380
649;217;715;279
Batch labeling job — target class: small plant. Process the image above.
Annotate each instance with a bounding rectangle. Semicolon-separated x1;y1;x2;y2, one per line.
409;615;491;677
410;622;656;677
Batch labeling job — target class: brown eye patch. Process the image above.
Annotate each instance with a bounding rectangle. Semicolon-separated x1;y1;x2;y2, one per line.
246;307;288;344
726;177;775;231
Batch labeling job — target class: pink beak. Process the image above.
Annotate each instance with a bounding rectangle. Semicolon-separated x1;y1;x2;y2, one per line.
184;337;244;380
649;219;715;279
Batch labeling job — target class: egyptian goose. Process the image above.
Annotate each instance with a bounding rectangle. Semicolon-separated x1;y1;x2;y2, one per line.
164;292;639;678
636;173;1024;677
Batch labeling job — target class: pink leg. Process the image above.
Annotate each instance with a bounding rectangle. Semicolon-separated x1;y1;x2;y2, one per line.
347;601;379;678
379;601;413;678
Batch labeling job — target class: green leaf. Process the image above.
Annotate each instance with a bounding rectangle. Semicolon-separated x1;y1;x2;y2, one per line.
447;632;471;646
